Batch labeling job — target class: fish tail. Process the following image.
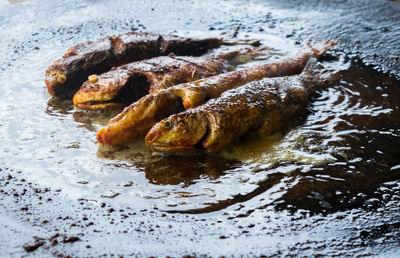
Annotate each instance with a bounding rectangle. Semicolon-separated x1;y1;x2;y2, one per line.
216;46;272;64
301;57;342;92
304;40;338;58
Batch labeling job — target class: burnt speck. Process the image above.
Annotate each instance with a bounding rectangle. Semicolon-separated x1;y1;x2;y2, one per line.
62;236;80;243
22;237;45;252
1;0;400;256
51;239;58;246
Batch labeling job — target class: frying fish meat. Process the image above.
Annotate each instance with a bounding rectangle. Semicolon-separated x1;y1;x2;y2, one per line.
145;59;339;152
73;47;268;110
45;32;222;96
97;41;336;146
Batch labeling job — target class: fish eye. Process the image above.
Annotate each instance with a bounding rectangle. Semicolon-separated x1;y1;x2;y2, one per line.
164;120;172;129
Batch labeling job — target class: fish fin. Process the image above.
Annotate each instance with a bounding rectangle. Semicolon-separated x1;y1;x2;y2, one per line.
305;40;338;58
301;57;342;91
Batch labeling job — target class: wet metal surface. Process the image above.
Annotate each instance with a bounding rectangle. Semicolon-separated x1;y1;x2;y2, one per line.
0;0;400;256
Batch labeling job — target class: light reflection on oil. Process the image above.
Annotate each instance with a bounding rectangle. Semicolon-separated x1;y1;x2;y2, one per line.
0;29;399;214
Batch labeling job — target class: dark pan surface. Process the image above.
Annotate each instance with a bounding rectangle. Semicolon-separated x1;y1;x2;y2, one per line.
0;0;400;256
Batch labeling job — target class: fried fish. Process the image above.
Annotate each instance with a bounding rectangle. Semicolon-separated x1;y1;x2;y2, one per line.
73;47;269;110
145;59;339;152
97;41;336;146
45;32;222;96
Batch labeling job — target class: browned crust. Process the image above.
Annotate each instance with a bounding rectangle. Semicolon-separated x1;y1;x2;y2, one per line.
73;46;270;111
45;32;222;96
145;111;209;152
97;41;336;146
200;77;306;151
178;40;337;109
145;57;340;152
96;91;184;145
73;55;225;110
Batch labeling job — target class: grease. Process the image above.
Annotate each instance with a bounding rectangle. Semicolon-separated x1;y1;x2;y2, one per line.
1;0;400;256
1;30;400;214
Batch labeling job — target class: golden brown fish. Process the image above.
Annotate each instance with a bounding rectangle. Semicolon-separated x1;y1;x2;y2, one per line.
45;32;222;96
145;59;339;152
73;47;268;111
97;41;336;146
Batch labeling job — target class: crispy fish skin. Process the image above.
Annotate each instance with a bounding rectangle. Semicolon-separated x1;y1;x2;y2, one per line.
97;91;184;146
72;55;225;111
45;32;222;96
145;110;209;152
177;41;337;109
146;60;336;152
97;41;336;146
73;47;269;111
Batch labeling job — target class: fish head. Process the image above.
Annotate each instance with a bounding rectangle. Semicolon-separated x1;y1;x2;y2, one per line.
73;71;150;110
145;110;208;153
45;68;68;96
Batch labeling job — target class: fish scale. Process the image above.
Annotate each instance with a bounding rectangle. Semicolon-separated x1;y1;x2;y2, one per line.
146;60;337;152
73;47;267;111
97;41;336;146
45;32;223;96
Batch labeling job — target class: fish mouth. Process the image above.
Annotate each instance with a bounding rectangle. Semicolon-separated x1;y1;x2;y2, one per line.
74;72;151;110
73;100;125;110
146;142;199;153
149;144;199;153
73;87;148;110
145;122;200;153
